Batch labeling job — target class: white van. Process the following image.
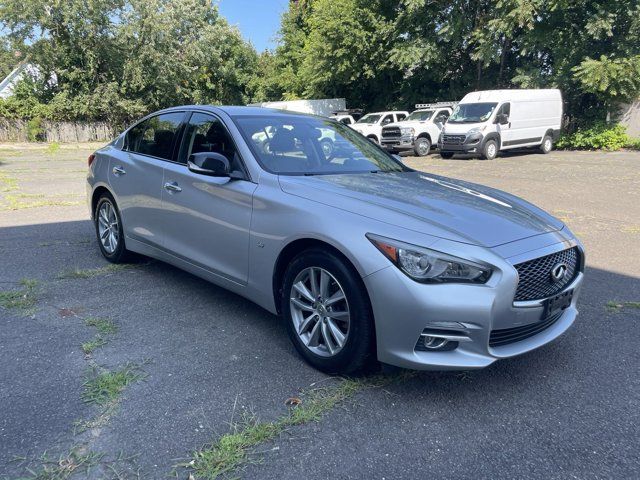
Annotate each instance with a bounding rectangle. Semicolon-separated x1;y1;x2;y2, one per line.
438;89;562;160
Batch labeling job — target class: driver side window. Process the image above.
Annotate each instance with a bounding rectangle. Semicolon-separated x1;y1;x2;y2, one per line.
181;113;241;172
381;114;394;125
496;103;511;118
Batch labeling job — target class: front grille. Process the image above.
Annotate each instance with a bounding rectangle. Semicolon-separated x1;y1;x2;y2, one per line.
514;247;580;302
442;134;466;145
489;312;563;348
382;126;401;138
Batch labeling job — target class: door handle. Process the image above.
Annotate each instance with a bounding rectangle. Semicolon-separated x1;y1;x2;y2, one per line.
112;165;126;176
163;181;182;193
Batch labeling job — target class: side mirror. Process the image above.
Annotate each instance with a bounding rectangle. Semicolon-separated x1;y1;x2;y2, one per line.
188;152;230;177
496;113;509;125
435;121;444;129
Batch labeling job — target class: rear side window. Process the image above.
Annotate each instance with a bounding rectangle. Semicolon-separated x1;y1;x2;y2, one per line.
126;112;184;160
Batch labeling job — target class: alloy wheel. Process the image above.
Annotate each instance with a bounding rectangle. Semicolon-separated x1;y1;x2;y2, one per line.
97;201;119;254
289;267;350;357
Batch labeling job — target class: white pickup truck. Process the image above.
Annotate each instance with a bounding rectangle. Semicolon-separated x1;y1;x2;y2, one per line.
380;103;455;156
350;111;409;144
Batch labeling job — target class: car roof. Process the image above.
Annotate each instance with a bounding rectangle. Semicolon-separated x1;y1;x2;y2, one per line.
152;105;328;119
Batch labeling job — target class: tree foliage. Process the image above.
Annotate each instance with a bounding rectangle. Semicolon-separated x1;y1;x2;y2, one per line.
0;0;258;125
253;0;640;125
0;0;639;128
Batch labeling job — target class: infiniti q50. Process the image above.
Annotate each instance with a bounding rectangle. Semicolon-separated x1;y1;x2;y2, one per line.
87;106;584;374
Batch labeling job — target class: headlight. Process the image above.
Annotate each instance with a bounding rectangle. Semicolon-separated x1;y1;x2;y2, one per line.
467;126;487;135
367;234;492;284
400;127;415;136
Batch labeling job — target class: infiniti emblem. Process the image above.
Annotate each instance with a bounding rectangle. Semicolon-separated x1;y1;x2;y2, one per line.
550;262;568;282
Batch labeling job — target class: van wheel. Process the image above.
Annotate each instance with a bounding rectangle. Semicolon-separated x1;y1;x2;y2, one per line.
481;139;498;160
281;249;375;375
413;137;431;157
440;152;454;159
540;135;553;154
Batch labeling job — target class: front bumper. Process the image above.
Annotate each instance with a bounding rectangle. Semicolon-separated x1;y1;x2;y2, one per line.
363;239;584;370
381;135;415;151
438;132;483;153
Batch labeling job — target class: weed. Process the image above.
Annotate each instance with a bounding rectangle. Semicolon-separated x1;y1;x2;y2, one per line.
58;264;135;279
82;364;145;406
81;337;107;355
606;301;640;312
20;448;103;480
184;376;389;479
0;279;39;314
84;316;118;335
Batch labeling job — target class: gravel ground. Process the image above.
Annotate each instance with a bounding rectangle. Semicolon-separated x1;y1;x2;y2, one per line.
1;144;638;479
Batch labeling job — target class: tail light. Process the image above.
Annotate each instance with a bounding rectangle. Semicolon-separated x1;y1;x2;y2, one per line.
88;154;96;167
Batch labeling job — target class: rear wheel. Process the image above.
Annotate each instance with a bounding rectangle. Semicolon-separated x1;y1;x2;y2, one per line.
413;137;431;157
540;135;553;154
94;193;132;263
481;139;498;160
440;152;454;159
281;249;375;374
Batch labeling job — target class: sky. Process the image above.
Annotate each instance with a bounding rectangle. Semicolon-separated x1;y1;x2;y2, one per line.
218;0;289;52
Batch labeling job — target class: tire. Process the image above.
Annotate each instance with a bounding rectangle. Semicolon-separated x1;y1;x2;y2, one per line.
367;135;379;144
94;192;132;263
281;248;375;375
440;152;454;159
320;138;334;158
413;137;431;157
481;139;498;160
540;134;553;154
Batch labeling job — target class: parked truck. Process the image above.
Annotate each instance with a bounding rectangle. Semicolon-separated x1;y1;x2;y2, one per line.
438;89;563;160
380;102;456;156
350;111;409;144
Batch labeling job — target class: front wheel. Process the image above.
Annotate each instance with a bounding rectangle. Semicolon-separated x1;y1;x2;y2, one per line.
540;135;553;154
281;249;375;374
413;137;431;157
481;139;498;160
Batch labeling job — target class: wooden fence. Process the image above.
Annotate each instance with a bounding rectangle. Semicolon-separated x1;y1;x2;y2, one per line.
0;119;115;143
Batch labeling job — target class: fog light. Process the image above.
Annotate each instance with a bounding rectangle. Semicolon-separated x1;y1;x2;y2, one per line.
423;336;449;350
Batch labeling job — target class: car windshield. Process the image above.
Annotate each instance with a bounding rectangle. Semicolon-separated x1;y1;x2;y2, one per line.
356;114;381;124
448;103;498;123
406;110;434;121
234;115;409;175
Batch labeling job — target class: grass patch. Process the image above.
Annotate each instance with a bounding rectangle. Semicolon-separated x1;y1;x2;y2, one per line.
19;448;103;480
82;363;145;406
184;376;391;479
1;193;83;210
85;316;118;335
58;263;135;279
606;301;640;312
0;279;39;314
0;171;18;192
81;337;107;355
46;142;61;155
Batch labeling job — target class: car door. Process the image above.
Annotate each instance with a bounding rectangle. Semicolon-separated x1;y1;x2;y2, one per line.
160;111;257;284
495;103;513;147
109;111;186;249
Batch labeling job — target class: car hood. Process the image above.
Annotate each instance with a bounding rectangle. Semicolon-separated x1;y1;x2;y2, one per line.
442;122;485;135
279;171;563;247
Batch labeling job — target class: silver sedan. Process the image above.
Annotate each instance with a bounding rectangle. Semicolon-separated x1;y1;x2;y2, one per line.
87;106;584;374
